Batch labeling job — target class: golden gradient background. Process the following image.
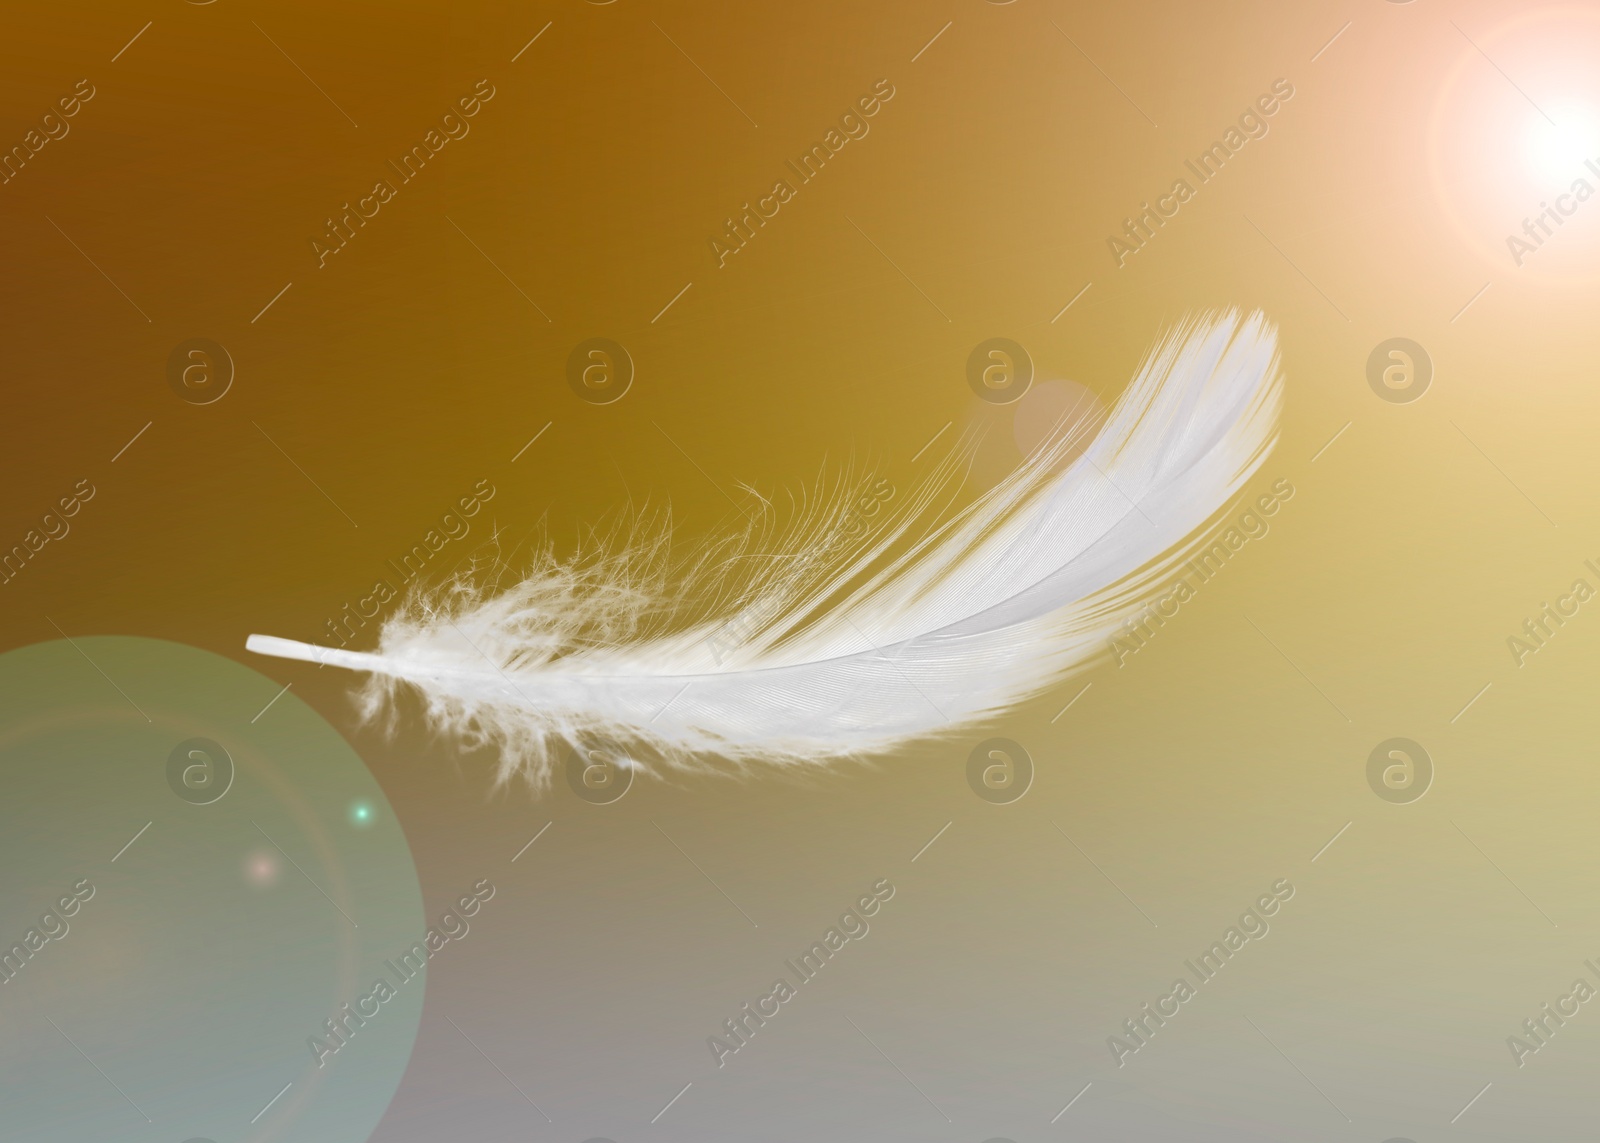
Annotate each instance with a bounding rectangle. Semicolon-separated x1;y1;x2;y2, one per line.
5;0;1600;1140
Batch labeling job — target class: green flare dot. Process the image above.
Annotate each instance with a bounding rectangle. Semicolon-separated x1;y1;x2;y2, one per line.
0;638;424;1143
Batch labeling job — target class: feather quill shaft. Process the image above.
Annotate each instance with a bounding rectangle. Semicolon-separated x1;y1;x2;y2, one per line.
246;310;1282;785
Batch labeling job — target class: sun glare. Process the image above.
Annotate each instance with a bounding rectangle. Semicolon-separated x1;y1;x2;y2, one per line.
1524;100;1600;183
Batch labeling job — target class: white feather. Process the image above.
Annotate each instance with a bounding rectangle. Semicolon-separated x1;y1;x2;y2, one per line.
246;310;1282;787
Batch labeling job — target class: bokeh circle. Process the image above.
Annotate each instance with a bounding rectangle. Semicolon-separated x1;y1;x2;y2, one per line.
0;637;424;1143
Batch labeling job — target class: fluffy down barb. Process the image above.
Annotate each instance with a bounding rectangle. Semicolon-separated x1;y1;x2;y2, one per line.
246;310;1283;788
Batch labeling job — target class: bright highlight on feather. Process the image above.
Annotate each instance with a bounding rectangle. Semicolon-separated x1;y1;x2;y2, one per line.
247;311;1283;789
